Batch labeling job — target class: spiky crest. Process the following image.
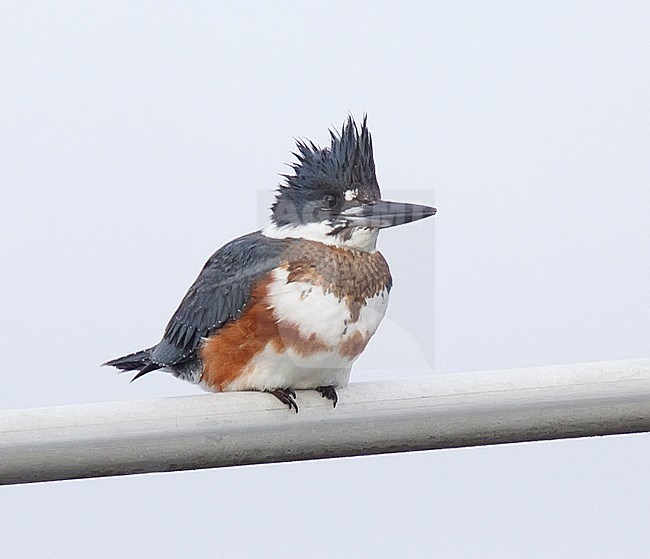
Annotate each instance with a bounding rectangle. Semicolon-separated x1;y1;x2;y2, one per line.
270;116;381;227
282;115;377;191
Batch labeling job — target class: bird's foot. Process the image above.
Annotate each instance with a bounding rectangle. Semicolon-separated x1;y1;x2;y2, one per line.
267;388;299;413
316;385;338;408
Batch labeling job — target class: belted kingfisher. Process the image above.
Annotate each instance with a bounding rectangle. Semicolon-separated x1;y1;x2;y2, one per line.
105;116;436;412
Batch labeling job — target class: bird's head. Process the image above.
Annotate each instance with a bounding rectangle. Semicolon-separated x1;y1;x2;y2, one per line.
265;116;436;252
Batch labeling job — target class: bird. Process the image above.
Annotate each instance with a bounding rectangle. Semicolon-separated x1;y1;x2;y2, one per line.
104;116;436;412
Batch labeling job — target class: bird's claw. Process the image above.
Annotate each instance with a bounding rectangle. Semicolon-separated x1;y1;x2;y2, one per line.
267;388;299;413
316;386;338;408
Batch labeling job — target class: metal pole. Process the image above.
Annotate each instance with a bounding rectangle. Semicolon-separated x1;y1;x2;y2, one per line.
1;358;649;485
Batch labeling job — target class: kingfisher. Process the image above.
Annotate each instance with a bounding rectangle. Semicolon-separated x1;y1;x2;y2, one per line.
105;116;436;412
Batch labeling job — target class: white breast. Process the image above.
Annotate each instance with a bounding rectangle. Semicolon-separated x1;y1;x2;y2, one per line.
267;267;389;346
225;267;389;391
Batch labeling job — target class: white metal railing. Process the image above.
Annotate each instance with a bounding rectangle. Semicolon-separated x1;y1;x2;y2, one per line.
1;358;649;485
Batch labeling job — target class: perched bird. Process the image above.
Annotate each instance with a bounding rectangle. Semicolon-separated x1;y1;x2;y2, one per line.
105;116;436;412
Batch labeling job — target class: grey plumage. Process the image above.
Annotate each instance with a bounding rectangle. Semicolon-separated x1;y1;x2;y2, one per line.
104;232;289;376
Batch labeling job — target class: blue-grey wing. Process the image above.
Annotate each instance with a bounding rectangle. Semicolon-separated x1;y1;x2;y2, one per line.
150;232;287;367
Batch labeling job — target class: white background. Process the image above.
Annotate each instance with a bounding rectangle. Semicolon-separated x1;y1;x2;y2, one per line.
1;2;649;557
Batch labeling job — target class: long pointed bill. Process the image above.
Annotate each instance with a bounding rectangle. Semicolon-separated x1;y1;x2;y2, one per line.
339;200;437;229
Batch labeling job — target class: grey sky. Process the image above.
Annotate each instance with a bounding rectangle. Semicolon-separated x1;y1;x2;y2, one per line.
1;2;649;557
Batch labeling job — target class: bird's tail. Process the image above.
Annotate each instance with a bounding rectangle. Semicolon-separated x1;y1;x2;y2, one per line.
103;348;162;382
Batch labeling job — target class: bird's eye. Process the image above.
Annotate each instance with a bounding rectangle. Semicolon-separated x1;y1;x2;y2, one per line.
321;193;338;210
